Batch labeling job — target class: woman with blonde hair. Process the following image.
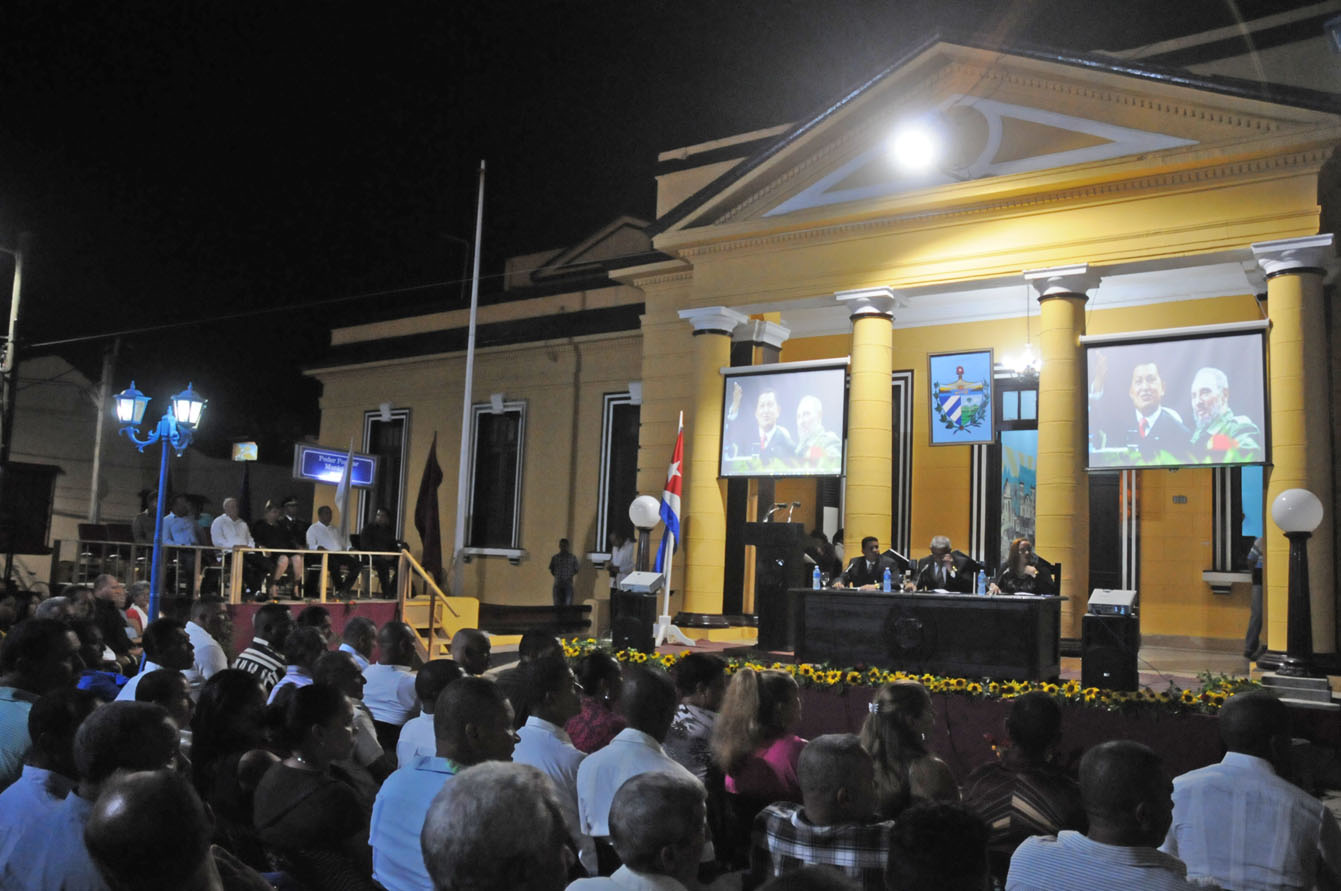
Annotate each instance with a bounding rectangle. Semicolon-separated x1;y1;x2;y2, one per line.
709;668;806;803
859;680;959;818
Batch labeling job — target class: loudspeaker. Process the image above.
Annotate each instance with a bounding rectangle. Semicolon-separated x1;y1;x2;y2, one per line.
611;590;656;653
1082;613;1139;691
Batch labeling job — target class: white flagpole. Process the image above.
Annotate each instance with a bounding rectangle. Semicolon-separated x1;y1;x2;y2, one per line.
655;411;694;648
451;161;486;596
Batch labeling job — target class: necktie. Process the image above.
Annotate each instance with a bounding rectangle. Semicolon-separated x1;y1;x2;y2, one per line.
1139;417;1149;438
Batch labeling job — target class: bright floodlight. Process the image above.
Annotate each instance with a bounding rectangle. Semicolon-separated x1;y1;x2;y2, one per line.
889;124;938;172
1272;488;1323;534
629;494;661;530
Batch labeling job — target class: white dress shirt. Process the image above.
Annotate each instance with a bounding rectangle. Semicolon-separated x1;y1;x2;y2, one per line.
1162;751;1341;891
396;710;436;766
183;620;228;700
515;715;596;874
362;663;418;725
306;520;347;551
210;515;254;550
1007;831;1201;891
339;642;370;671
115;660;169;702
576;727;701;838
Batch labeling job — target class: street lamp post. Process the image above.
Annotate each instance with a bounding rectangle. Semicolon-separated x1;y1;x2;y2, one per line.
114;381;206;620
1270;487;1323;678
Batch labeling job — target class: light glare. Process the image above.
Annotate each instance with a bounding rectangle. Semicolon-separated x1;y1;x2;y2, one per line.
890;125;938;172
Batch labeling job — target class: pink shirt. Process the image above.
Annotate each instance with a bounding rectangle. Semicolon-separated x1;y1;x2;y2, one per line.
726;734;806;802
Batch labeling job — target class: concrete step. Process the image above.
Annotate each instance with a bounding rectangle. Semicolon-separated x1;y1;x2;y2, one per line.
1260;672;1338;708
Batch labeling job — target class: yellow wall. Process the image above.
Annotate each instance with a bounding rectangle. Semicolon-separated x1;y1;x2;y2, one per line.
312;331;643;608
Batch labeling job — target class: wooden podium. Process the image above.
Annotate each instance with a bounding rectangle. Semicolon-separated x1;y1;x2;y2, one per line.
744;521;807;651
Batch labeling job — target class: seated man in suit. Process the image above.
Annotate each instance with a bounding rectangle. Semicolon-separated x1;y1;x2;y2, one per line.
910;536;973;593
833;536;898;590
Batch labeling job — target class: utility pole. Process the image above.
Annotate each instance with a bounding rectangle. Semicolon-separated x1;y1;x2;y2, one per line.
0;232;30;584
88;336;121;522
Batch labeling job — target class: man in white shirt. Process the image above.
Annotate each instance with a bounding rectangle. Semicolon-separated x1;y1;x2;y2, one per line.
305;505;359;596
116;619;196;703
339;616;377;670
511;656;597;874
363;622;419;752
210;497;264;597
576;666;702;840
1162;691;1341;891
1007;740;1200;891
607;531;635;591
182;596;231;700
396;659;464;767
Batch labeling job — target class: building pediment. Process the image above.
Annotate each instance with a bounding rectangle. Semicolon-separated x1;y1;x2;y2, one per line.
653;38;1341;251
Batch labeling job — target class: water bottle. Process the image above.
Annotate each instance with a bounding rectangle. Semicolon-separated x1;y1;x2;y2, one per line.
882;567;892;593
975;569;987;595
812;565;822;589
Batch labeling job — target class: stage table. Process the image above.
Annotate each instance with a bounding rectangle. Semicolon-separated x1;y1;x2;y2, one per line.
788;588;1062;680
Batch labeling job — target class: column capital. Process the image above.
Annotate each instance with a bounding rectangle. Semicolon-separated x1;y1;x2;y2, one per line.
1252;234;1334;279
835;287;904;320
732;319;790;349
1024;264;1099;300
677;306;750;336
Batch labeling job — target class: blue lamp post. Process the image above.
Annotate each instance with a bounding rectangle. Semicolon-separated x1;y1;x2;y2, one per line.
114;381;207;620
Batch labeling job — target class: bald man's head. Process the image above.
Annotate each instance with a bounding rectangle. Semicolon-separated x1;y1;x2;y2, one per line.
450;628;490;675
1219;691;1289;759
85;769;213;891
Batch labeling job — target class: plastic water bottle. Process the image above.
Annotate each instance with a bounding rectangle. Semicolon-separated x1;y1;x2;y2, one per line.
882;567;892;593
812;565;822;589
975;570;987;595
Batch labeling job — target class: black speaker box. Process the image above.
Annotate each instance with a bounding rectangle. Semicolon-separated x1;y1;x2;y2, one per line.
1081;613;1139;691
611;590;657;654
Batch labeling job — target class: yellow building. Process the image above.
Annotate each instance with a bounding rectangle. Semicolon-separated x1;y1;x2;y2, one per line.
310;37;1340;660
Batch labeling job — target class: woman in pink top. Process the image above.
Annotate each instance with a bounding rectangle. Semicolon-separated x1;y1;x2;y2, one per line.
710;668;805;803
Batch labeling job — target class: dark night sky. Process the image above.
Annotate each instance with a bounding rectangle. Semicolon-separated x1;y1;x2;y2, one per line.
0;1;1308;458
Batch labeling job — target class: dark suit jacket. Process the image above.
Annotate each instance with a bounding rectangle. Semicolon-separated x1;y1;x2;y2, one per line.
839;555;898;588
913;553;974;593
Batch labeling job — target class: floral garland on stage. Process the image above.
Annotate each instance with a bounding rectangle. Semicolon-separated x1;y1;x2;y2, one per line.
560;638;1259;715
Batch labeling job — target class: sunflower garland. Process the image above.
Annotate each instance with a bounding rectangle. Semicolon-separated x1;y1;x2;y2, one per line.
560;639;1258;715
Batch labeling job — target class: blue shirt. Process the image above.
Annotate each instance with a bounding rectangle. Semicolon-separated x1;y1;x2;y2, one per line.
0;765;76;863
0;686;37;792
76;669;128;702
162;513;199;546
370;755;460;891
0;792;107;890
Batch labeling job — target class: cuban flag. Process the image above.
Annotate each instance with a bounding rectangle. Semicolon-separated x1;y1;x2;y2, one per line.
654;420;683;573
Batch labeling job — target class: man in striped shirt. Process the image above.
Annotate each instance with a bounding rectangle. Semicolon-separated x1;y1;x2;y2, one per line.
231;603;292;696
750;734;894;891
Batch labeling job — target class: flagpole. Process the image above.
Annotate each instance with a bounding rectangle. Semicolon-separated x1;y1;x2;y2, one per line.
655;411;694;648
451;161;486;596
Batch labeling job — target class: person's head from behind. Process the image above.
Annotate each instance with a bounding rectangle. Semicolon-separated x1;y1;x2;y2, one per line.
0;617;84;693
861;681;934;764
415;659;464;715
518;630;562;663
434;675;517;765
191;669;267;757
84;769;215;891
517;656;581;728
314;651;367;700
1219;690;1290;767
379;620;419;668
799;734;877;825
574;651;622;705
70;619;107;671
252;602;294;649
610;772;706;886
135;669;194;730
28;687;100;780
1078;740;1173;847
283;626;327;674
712;668;800;773
619;665;679;742
142;618;194;671
1004;691;1062;761
295;605;333;646
75;701;180;787
557;538;570;554
189;595;231;641
886;801;990;891
449;627;490;675
281;683;355;764
32;595;75;623
1129;362;1166;414
671;653;728;712
341;616;377;658
421;762;571;891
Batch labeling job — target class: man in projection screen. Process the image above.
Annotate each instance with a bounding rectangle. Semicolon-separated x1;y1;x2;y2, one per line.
793;395;840;471
1187;367;1261;461
1090;354;1189;462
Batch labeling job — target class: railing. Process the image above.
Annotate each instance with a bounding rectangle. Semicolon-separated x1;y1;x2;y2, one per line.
223;546;405;604
397;551;479;660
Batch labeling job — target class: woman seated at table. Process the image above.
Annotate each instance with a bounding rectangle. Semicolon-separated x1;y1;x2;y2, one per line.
989;538;1055;596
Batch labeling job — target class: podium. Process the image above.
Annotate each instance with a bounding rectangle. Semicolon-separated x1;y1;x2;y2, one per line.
744;522;807;651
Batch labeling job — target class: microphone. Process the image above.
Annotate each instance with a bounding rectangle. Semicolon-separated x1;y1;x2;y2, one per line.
785;501;800;522
764;503;786;522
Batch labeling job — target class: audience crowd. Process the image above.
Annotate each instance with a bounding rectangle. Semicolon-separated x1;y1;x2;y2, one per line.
0;583;1338;891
